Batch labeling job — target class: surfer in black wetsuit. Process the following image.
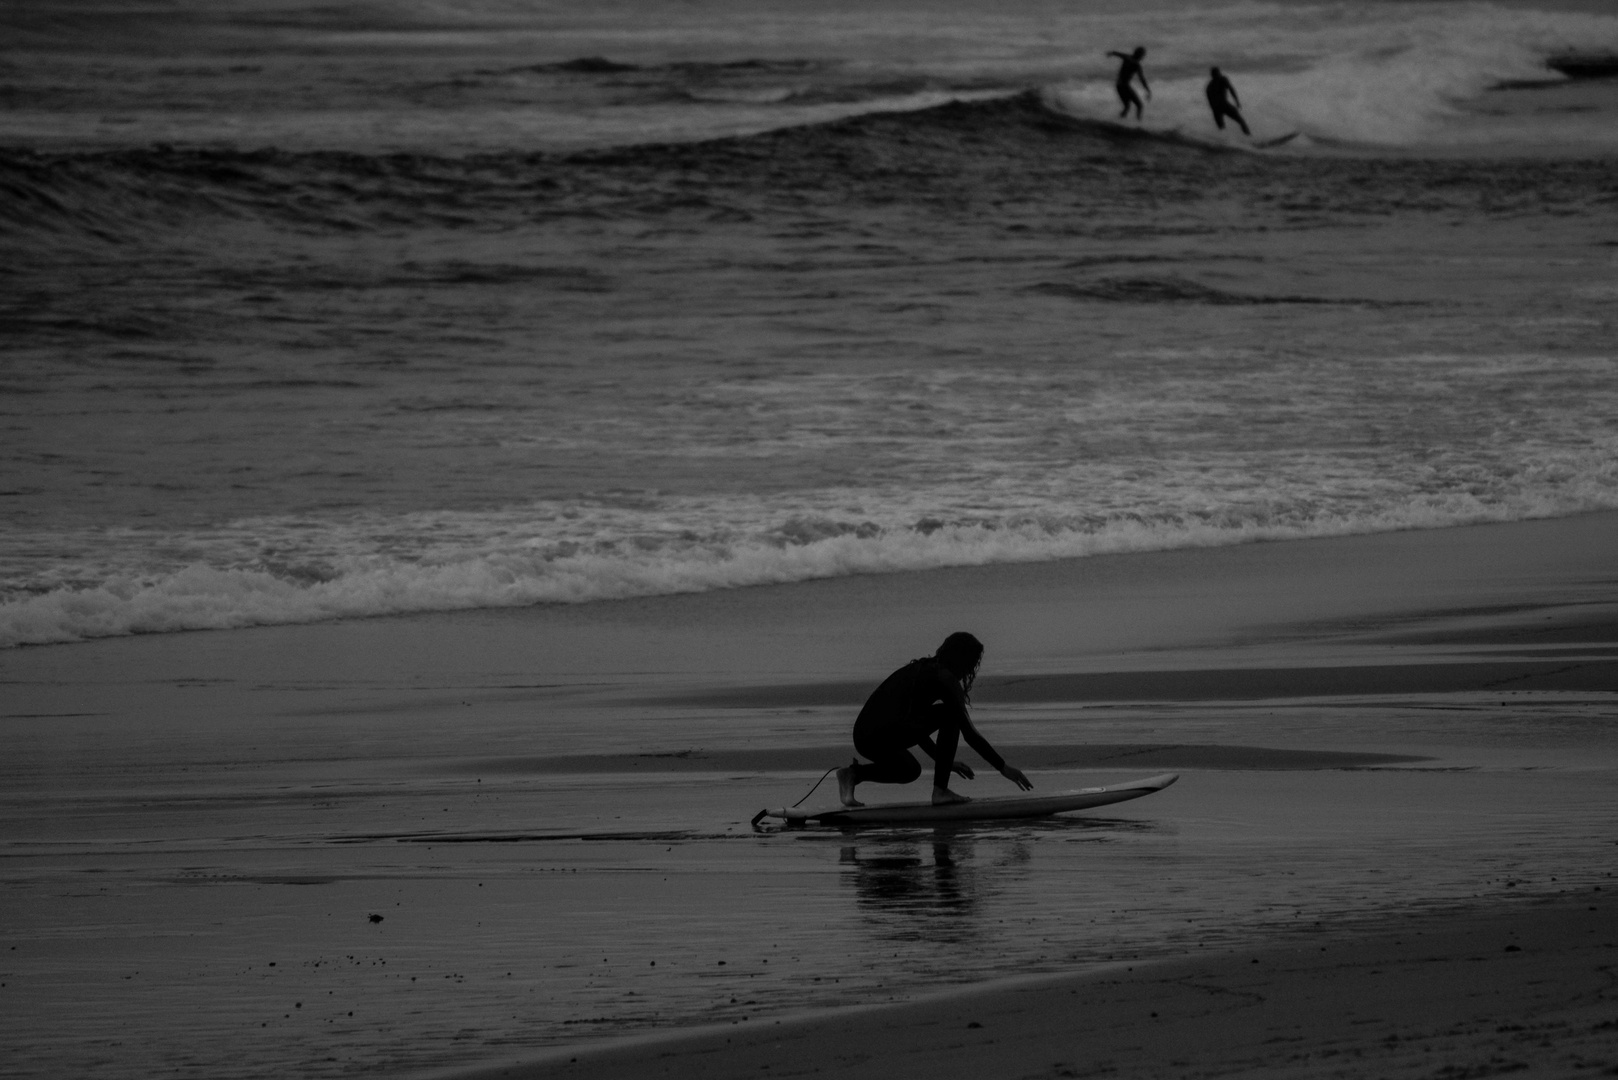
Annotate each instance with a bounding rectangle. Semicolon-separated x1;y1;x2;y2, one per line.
835;632;1032;807
1205;67;1251;135
1108;46;1150;120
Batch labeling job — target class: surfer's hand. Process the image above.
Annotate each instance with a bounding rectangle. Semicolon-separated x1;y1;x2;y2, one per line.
1001;765;1033;791
951;761;974;780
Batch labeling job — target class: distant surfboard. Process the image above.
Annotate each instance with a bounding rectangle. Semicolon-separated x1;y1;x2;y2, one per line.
1073;115;1296;154
1255;131;1300;149
754;772;1177;828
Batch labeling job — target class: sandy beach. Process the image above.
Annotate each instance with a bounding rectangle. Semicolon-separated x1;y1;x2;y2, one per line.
447;890;1618;1080
4;512;1617;1078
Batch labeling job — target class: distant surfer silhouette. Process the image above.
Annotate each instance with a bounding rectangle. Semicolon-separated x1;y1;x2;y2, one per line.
836;632;1032;807
1205;67;1250;136
1108;47;1151;121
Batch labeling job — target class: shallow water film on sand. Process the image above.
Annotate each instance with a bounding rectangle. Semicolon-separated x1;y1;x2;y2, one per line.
3;1;1618;1077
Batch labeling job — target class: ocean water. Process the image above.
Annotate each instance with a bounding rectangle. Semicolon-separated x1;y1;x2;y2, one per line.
3;0;1618;647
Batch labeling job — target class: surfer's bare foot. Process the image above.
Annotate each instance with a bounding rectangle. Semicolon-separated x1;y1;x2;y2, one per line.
836;764;863;807
932;786;970;806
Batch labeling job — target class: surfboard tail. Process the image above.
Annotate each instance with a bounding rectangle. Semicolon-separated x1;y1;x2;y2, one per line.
753;807;809;829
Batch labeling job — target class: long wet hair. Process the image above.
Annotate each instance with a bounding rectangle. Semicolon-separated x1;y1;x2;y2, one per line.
933;631;983;700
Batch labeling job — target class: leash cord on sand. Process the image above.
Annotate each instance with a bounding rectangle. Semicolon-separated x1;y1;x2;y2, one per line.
792;765;839;808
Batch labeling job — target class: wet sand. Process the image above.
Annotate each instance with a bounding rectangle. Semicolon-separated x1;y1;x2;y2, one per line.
3;513;1617;1078
447;890;1618;1080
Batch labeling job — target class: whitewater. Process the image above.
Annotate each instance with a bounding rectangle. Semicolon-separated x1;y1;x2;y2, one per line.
3;0;1618;647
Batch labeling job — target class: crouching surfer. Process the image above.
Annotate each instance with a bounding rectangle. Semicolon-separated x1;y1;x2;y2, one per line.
836;632;1032;807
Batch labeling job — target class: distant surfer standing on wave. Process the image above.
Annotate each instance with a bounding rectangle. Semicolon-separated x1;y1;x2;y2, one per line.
1205;67;1251;135
1108;46;1150;120
836;632;1032;807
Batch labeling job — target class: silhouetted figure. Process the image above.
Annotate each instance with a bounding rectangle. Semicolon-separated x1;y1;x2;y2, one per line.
1108;47;1151;120
835;633;1032;807
1205;67;1250;135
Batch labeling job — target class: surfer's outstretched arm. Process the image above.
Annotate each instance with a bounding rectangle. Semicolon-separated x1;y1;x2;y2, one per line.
960;715;1034;791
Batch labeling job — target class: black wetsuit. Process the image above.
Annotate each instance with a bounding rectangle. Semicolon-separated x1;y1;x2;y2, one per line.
1205;72;1250;135
1110;52;1148;119
849;658;1005;791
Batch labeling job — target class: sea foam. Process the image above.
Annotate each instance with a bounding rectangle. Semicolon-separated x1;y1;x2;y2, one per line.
1049;3;1618;150
5;485;1616;649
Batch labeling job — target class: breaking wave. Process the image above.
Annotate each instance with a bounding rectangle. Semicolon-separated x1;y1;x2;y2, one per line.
6;478;1618;648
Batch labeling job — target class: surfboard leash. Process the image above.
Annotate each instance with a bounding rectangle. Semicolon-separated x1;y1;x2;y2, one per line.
750;763;840;829
791;765;839;808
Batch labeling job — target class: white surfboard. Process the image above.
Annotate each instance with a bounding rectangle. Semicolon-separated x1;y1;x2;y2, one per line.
755;772;1177;828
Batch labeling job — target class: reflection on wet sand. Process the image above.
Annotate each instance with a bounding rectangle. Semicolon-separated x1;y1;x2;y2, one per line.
837;817;1166;945
839;830;1011;942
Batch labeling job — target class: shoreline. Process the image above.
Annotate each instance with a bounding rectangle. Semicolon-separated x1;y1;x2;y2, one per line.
5;508;1618;668
8;509;1618;688
438;888;1618;1080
